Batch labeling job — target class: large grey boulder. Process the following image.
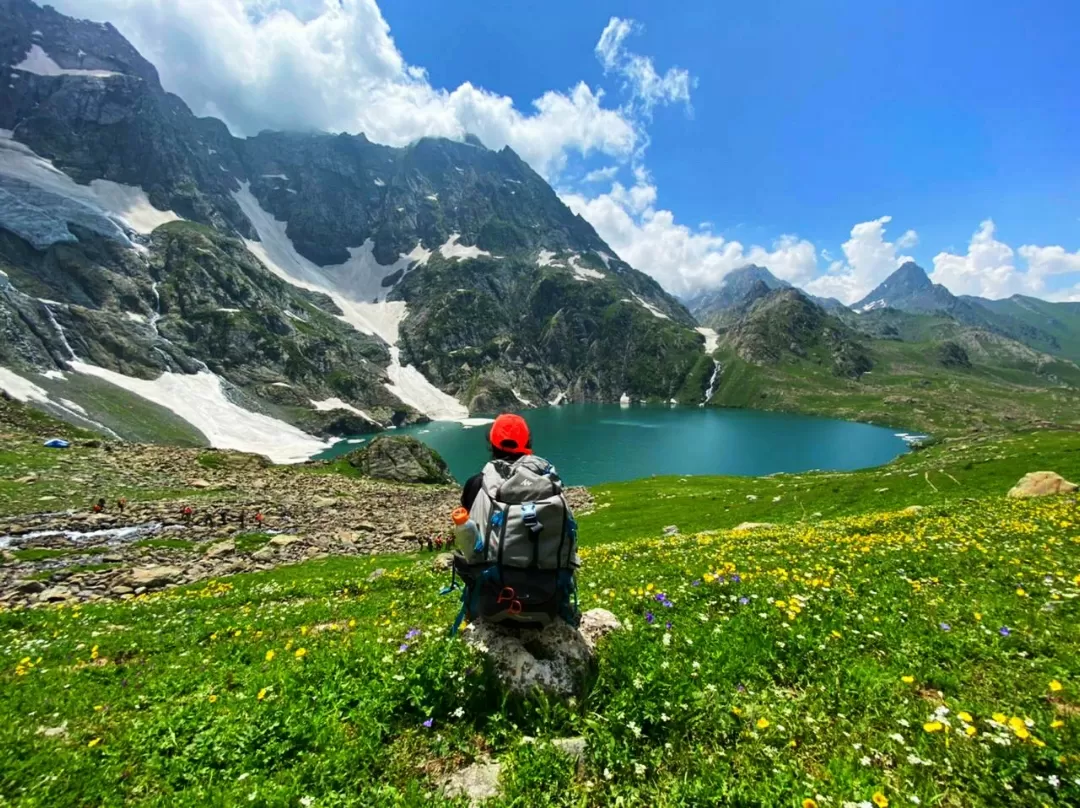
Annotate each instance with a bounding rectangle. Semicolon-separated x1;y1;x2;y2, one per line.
463;608;622;698
344;436;454;485
128;565;183;589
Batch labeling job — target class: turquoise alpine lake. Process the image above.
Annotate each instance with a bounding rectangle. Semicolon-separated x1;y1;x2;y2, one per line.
315;405;915;487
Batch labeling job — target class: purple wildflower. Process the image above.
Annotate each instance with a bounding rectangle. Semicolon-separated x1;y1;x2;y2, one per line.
692;580;701;587
398;643;409;653
645;611;655;624
731;574;741;584
739;596;750;605
999;626;1011;637
422;718;433;728
405;628;421;640
736;684;746;692
655;593;666;602
939;623;951;632
665;621;673;630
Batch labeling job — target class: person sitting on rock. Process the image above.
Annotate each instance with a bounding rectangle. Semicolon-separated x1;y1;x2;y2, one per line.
448;413;580;633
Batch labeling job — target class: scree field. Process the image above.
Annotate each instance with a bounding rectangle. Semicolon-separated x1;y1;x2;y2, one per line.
2;432;1080;807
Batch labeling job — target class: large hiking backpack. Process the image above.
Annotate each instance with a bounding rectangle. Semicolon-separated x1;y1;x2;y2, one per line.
449;455;579;632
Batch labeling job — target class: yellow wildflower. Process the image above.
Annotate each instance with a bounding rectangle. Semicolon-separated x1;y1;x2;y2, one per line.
1016;587;1028;597
958;711;973;722
87;738;101;748
803;800;819;808
257;688;268;700
90;645;99;661
1031;737;1045;747
295;647;307;659
732;706;742;716
756;717;770;730
965;725;977;737
923;721;944;733
992;712;1008;724
901;675;914;684
208;694;218;703
1050;680;1063;692
265;650;275;662
872;792;889;808
1051;720;1065;729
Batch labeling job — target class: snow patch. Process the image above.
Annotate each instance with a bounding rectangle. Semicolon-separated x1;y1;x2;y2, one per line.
310;397;379;425
261;173;288;180
233;185;466;420
373;178;385;187
438;234;490;261
625;292;669;320
385;347;469;420
70;361;330;463
511;389;533;407
59;398;87;416
549;391;566;406
233;183;423;343
859;299;887;313
459;417;495;428
0;366;51;404
13;45;122;78
596;251;615;268
696;326;719;354
88;180;180;233
536;249;565;268
271;382;291;388
425;194;438;202
217;308;240;314
40;369;66;381
126;312;147;324
0;129;12;140
568;254;605;281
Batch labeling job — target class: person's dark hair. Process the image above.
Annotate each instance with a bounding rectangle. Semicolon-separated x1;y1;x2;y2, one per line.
490;441;531;462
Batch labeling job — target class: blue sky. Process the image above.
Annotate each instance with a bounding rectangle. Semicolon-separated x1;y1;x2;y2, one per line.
61;0;1080;302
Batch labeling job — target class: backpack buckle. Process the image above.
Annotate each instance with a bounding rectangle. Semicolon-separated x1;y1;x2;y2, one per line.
521;502;542;535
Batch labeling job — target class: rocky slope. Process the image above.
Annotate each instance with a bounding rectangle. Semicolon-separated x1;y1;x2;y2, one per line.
719;288;873;378
0;0;708;455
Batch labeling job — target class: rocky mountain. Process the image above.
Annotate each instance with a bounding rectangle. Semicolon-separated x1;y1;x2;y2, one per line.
719;288;872;379
852;262;957;314
848;263;1080;363
688;264;846;327
0;0;708;456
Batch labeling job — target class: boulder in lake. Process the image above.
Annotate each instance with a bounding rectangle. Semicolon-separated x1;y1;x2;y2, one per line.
1007;471;1078;499
345;436;454;485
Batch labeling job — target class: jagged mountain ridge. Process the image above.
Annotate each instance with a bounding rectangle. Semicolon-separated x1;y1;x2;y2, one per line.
687;265;845;328
0;0;709;453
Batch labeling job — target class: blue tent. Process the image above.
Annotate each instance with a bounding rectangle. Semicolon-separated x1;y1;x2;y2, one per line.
43;438;70;449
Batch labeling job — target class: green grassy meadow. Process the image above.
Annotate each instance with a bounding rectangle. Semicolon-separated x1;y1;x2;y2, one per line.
2;431;1079;806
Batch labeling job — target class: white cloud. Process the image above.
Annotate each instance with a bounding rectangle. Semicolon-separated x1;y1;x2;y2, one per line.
1018;244;1080;279
595;17;694;117
896;229;919;249
52;0;639;178
803;216;916;304
561;178;817;298
930;219;1021;298
583;165;620;183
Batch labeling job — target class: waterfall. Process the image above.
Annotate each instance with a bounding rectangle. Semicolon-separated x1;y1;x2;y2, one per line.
41;302;77;360
704;360;721;403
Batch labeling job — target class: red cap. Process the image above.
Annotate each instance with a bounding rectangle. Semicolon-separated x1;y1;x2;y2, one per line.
489;413;532;455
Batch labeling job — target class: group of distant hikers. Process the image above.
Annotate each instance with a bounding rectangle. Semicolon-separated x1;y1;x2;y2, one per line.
444;413;580;634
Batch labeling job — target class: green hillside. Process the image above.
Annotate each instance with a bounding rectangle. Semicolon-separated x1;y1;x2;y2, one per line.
2;429;1078;806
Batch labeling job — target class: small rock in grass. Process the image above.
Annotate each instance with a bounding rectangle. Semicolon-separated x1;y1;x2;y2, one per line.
441;758;502;805
662;525;679;537
551;736;587;763
367;568;386;582
732;522;775;532
251;547;276;562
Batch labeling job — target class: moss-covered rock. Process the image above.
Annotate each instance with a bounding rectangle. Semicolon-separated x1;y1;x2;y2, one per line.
344;436;454;485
